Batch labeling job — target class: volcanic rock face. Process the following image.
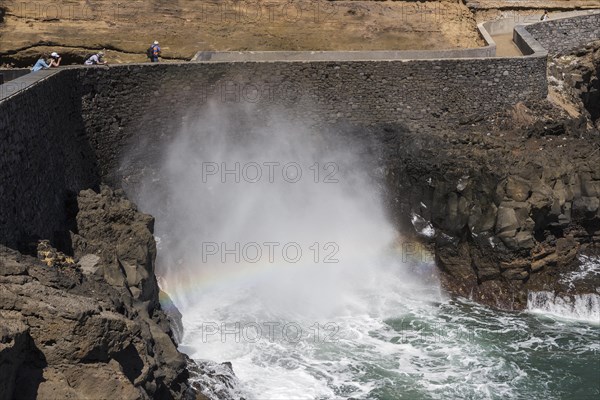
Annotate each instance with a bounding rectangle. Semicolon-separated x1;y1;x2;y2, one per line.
385;44;600;310
549;40;600;129
0;186;192;399
71;186;160;309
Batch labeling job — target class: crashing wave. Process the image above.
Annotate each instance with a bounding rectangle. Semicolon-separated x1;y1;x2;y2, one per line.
187;359;246;400
527;291;600;324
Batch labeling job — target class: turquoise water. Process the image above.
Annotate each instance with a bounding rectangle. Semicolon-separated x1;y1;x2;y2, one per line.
178;261;600;400
373;301;599;399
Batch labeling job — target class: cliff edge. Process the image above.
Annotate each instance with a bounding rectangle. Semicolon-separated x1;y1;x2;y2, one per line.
0;186;193;399
385;41;600;309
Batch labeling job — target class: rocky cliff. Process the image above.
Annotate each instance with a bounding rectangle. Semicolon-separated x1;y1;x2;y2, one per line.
385;42;600;310
0;186;193;399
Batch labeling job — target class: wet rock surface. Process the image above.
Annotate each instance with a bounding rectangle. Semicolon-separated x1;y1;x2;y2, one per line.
188;360;244;400
0;186;195;399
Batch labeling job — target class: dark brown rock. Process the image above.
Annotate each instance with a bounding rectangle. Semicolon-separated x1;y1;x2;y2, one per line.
0;186;195;399
501;268;529;281
385;42;600;310
72;186;159;310
0;312;31;400
505;176;531;202
495;207;518;238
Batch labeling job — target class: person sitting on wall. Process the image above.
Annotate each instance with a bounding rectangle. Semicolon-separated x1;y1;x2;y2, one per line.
148;40;161;63
49;52;61;67
84;51;107;65
31;55;50;72
541;10;549;21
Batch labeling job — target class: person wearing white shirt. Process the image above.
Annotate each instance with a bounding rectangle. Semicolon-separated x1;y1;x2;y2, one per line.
85;51;107;65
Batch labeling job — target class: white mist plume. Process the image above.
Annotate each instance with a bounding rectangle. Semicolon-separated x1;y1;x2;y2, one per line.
132;102;438;399
135;102;431;319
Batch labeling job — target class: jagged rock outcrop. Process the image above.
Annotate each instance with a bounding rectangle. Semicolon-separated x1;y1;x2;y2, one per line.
386;121;599;307
71;186;160;311
549;40;600;129
0;186;194;399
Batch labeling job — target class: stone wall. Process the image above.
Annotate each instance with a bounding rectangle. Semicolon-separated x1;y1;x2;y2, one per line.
0;54;548;247
0;69;100;249
0;32;553;248
76;56;547;183
525;12;600;55
0;68;30;84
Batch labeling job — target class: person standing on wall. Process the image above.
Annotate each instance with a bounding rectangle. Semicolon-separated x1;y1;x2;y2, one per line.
541;10;549;21
148;41;161;62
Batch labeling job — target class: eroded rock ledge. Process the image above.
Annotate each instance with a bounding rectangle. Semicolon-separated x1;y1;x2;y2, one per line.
0;186;193;399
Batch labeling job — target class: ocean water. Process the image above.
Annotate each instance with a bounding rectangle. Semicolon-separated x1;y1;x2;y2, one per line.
172;256;600;400
137;106;599;399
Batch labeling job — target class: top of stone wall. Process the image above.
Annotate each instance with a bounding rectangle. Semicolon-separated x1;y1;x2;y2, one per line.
0;69;59;103
524;10;600;55
192;47;496;62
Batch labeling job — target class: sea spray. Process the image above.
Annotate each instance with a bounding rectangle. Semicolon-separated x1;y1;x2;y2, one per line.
134;103;436;397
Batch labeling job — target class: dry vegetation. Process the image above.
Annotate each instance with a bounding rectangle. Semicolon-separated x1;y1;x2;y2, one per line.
1;0;599;66
0;0;482;66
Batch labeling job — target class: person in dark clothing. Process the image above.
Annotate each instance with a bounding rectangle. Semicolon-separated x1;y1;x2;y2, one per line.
148;41;161;62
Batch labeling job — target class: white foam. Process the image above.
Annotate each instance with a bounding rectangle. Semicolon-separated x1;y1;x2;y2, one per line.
133;105;600;399
527;291;600;324
560;255;600;289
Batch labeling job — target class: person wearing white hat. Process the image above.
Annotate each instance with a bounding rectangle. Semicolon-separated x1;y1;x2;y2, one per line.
84;51;107;66
147;40;161;63
49;52;61;67
31;51;61;72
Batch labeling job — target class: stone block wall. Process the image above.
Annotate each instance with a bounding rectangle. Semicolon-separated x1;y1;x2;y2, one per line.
0;69;100;249
76;56;547;183
0;37;553;248
525;12;600;55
